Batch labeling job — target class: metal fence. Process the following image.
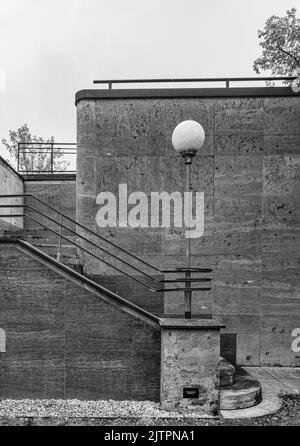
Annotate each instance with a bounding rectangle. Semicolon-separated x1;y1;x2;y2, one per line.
17;142;77;174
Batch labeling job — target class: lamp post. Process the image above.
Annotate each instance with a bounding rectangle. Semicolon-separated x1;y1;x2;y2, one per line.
172;120;205;319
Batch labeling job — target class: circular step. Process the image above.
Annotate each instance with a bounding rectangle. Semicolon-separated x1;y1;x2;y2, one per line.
220;375;262;410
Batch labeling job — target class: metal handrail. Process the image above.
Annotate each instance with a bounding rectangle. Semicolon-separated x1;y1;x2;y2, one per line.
4;213;159;292
93;76;297;89
0;193;161;272
0;195;212;294
0;202;158;283
0;211;211;293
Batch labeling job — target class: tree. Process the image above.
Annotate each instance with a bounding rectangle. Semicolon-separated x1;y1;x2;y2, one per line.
253;7;300;80
2;124;69;173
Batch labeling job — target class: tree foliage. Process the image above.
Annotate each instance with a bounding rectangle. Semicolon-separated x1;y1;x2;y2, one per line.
253;7;300;77
2;124;69;173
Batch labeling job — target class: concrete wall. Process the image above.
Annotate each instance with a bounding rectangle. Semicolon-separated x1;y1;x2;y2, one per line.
0;156;24;230
0;243;160;400
24;178;76;228
76;88;300;367
23;178;77;255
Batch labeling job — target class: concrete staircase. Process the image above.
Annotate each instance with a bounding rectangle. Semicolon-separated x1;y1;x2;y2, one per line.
219;358;262;410
2;227;83;274
1;207;263;411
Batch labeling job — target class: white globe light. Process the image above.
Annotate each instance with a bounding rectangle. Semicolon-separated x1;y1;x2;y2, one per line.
172;120;205;156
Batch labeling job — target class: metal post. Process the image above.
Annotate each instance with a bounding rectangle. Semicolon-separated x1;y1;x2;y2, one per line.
226;79;230;88
17;144;20;172
184;269;192;319
184;155;193;319
56;213;63;262
51;143;54;174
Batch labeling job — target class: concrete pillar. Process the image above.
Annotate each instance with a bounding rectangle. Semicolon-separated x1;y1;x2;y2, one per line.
160;319;225;416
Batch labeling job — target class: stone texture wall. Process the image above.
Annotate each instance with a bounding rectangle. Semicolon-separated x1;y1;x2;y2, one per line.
22;179;77;259
0;156;24;230
76;92;300;366
0;244;160;400
24;179;76;230
24;180;76;219
160;323;220;414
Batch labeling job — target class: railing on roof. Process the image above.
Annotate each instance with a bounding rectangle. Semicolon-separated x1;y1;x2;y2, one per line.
17;142;77;174
93;76;297;89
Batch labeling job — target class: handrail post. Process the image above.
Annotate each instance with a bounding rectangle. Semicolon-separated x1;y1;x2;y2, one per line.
51;143;54;174
226;79;230;88
184;269;192;319
56;213;63;262
17;143;20;172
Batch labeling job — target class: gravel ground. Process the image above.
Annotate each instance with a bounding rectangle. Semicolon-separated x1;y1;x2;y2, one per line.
0;394;299;426
0;399;209;420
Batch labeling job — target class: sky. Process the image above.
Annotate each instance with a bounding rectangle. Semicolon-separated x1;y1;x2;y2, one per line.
0;0;298;161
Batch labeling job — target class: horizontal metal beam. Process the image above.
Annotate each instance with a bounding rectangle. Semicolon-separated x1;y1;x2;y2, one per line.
93;76;296;89
159;287;211;292
18;170;77;174
162;268;213;273
160;278;212;283
18;143;76;146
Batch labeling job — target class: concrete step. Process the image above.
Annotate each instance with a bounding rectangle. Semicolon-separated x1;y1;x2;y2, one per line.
219;357;236;387
32;243;78;257
220;370;262;410
27;241;84;274
64;261;84;275
4;226;76;237
5;228;84;273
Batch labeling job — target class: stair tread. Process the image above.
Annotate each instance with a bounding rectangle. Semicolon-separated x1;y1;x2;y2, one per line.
221;375;261;395
220;371;262;410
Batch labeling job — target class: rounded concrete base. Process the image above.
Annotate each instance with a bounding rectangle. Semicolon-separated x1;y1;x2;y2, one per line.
220;375;262;410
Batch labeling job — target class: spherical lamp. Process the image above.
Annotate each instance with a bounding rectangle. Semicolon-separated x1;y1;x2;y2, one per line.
172;120;205;158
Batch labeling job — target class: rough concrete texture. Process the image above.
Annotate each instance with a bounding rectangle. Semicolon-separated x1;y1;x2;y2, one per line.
160;325;220;415
76;94;300;366
24;179;76;232
0;156;24;229
20;179;78;262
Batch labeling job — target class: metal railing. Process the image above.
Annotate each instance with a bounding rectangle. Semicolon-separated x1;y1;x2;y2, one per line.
0;194;212;309
93;76;297;89
17;143;77;174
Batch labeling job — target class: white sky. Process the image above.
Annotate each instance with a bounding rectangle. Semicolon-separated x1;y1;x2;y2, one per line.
0;0;297;160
